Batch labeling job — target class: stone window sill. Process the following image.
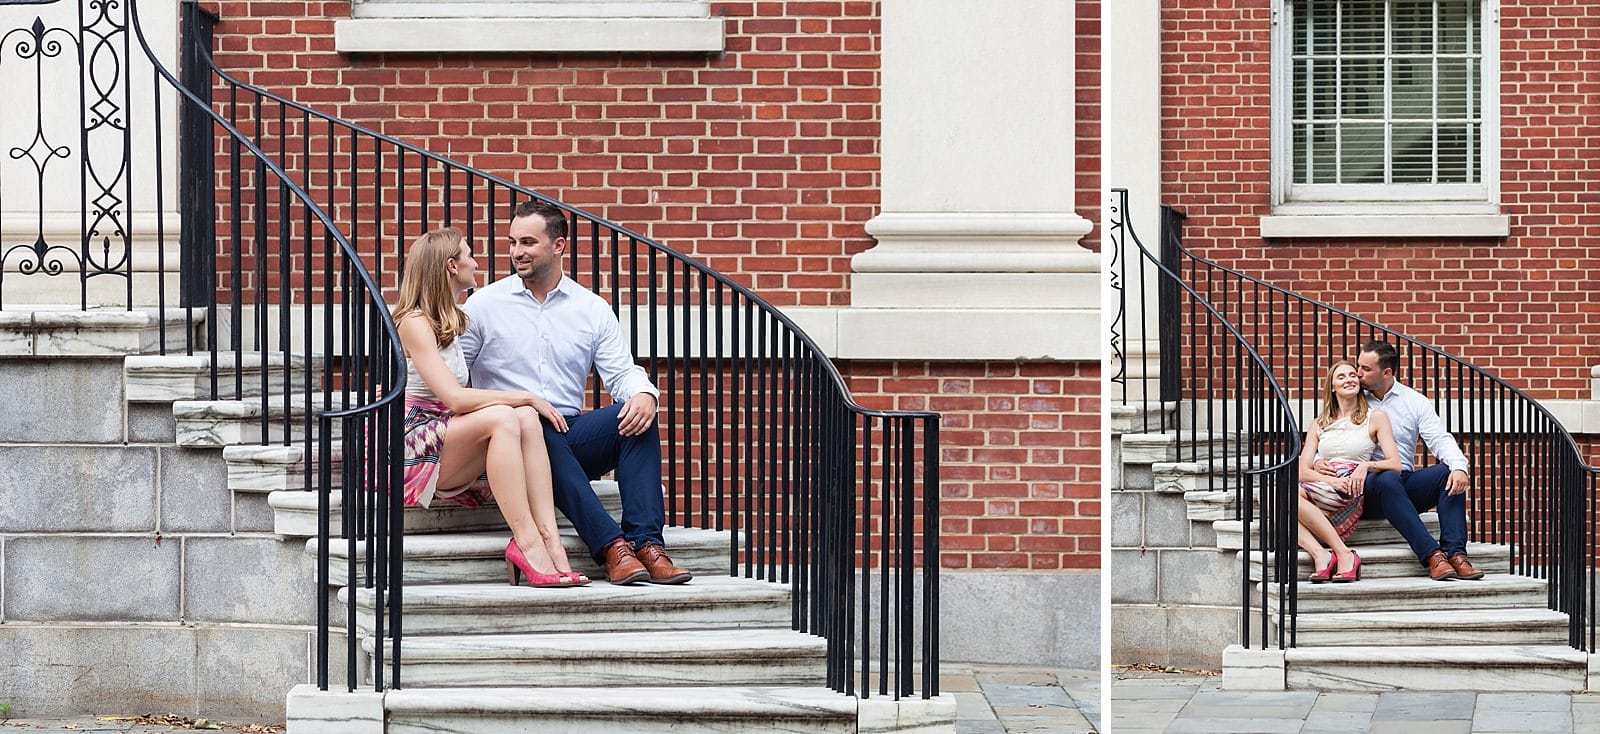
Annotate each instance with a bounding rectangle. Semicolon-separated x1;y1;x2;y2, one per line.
333;17;725;53
1260;203;1511;239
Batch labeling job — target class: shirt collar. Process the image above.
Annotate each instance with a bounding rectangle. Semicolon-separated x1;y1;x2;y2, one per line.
513;275;571;303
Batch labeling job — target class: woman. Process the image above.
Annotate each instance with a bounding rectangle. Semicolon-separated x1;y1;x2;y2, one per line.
394;227;587;587
1296;360;1402;583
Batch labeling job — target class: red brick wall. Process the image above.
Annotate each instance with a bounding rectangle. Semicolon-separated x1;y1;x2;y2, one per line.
208;0;881;307
206;0;1104;571
1077;0;1102;252
845;361;1102;570
1160;0;1600;400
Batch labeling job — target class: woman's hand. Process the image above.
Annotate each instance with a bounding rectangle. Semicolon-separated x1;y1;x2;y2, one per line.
521;392;569;432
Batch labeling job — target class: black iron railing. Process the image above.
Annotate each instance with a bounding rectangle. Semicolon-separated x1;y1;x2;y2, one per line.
1114;186;1600;653
1155;203;1600;652
171;2;942;699
1109;189;1302;649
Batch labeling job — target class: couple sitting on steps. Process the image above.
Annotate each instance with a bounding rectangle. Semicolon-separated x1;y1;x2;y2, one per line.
392;199;691;589
1296;341;1483;584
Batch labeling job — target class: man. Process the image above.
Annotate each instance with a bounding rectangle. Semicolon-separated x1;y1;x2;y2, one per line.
1335;340;1482;581
460;199;691;585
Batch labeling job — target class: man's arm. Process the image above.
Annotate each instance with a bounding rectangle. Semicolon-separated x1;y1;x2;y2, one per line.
1416;400;1470;474
592;313;658;406
458;295;485;367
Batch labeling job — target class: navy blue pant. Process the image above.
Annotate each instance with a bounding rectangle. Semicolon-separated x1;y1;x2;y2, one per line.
539;402;665;563
1360;463;1465;565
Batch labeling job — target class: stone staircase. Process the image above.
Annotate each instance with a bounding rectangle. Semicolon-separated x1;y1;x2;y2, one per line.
1112;403;1592;692
0;308;952;730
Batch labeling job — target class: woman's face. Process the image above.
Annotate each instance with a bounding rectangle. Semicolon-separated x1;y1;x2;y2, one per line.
1331;365;1360;397
449;240;478;292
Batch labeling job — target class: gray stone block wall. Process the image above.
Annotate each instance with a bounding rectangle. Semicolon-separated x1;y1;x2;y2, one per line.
1111;430;1245;669
0;358;125;442
0;358;318;721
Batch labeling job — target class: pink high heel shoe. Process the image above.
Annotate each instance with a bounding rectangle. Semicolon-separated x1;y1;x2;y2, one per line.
506;540;573;588
1308;556;1335;584
561;570;592;586
1332;551;1361;583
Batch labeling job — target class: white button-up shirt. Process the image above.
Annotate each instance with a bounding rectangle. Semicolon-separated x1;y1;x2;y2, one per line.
460;275;658;416
1367;381;1469;473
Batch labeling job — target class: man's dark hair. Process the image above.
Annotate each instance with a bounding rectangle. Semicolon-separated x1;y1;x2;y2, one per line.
1361;340;1400;374
512;199;568;241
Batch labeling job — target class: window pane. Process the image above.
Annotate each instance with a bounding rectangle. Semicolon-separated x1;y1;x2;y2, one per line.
1340;124;1386;183
1392;1;1434;56
1437;58;1474;119
1390;60;1433;119
1308;125;1337;184
1311;59;1337;118
1341;0;1386;55
1436;123;1474;182
1392;123;1434;182
1340;57;1385;118
1294;123;1310;182
1439;0;1477;54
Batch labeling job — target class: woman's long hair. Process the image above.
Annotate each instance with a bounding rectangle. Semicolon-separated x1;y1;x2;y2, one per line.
1316;359;1370;429
391;227;467;347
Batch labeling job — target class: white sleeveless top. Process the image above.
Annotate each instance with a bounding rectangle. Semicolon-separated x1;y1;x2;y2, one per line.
405;339;469;400
1319;416;1377;462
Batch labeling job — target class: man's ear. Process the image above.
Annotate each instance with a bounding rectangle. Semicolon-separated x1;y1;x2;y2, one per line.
553;236;568;256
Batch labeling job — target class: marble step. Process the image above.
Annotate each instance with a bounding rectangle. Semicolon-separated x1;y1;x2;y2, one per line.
312;525;732;587
0;307;195;357
1110;402;1178;435
1283;645;1587;692
363;628;828;688
269;480;625;537
346;574;791;635
1157;461;1246;495
1120;431;1242;465
173;396;345;447
1257;574;1549;615
1278;608;1571;647
1247;542;1511;582
224;443;342;493
1217;512;1442;551
383;686;857;734
125;351;320;402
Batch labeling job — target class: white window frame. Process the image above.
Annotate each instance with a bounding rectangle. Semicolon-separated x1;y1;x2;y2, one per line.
1267;0;1505;235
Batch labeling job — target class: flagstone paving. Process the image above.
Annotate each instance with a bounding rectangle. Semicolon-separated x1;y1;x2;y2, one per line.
1112;668;1600;733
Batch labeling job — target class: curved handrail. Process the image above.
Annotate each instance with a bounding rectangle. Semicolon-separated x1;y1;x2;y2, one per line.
1160;207;1600;652
178;4;942;700
1109;189;1304;649
186;46;924;428
126;0;406;411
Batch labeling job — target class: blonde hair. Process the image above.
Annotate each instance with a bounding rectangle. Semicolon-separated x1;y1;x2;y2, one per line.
1316;360;1370;429
391;227;468;347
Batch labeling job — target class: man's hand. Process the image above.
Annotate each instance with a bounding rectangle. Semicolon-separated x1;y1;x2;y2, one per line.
1312;458;1333;474
617;393;658;437
1446;469;1470;496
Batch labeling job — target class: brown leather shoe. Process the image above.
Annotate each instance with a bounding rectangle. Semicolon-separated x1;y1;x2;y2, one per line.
1425;550;1458;581
635;542;693;584
1447;553;1485;580
601;539;649;585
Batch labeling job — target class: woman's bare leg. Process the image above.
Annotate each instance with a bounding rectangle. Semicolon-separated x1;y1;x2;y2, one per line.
1298;492;1356;571
513;406;572;574
436;405;558;574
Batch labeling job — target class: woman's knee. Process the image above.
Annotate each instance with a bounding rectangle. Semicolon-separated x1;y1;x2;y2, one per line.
479;404;521;436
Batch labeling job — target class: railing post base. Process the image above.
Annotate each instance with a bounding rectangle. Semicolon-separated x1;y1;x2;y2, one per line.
856;694;958;733
285;683;386;734
1220;645;1287;691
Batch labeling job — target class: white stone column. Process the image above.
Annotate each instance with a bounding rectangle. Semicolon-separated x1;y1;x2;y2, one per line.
1103;0;1163;399
0;0;181;306
851;0;1096;360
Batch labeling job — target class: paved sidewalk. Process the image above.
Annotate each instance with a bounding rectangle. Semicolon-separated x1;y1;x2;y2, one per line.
1;666;1100;734
945;664;1101;733
1112;670;1600;733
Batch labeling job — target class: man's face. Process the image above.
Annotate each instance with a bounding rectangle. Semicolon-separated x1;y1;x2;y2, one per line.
1356;350;1389;391
507;215;564;282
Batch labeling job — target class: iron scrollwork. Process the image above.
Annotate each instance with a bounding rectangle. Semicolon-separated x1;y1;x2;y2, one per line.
0;0;134;307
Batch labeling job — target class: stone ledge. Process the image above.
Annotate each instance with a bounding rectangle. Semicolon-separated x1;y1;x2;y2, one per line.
333;17;725;53
0;307;195;357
